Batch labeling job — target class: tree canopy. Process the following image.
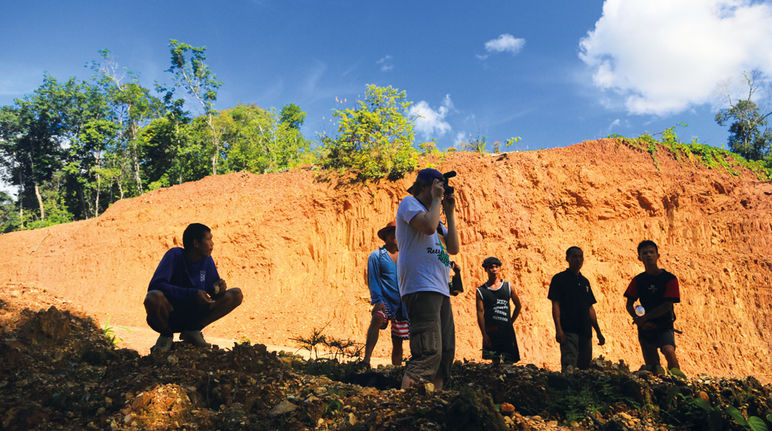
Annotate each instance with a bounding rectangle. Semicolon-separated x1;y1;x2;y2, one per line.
715;72;771;163
321;84;418;180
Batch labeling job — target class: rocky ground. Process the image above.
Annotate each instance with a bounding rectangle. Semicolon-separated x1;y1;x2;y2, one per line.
2;294;770;430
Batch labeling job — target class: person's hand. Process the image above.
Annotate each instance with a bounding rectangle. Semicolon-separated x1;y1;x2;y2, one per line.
213;279;227;295
597;333;606;346
450;261;461;273
442;190;456;214
430;178;444;200
194;289;215;308
373;302;386;314
482;333;492;348
555;329;566;344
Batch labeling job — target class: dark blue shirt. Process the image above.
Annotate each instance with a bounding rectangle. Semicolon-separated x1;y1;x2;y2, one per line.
148;247;221;303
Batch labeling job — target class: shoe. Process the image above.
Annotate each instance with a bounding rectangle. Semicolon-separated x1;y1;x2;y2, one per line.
180;330;211;348
152;335;173;353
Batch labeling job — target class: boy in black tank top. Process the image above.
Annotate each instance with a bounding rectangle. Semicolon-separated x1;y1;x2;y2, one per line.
475;257;522;363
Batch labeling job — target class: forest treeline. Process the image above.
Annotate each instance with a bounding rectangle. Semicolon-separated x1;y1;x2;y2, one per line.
0;41;770;233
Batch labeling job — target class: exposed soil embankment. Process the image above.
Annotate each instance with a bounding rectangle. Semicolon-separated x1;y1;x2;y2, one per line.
1;139;770;381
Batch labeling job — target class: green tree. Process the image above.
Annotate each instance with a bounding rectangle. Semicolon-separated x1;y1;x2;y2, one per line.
166;40;222;175
279;103;306;130
0;76;68;225
715;71;771;161
218;104;311;174
322;84;418;180
91;50;162;196
0;191;20;233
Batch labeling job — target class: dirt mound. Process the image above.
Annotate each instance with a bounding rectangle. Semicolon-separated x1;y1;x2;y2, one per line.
0;139;770;382
1;302;770;430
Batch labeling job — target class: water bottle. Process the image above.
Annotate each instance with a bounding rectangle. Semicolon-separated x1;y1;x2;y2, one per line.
635;305;645;317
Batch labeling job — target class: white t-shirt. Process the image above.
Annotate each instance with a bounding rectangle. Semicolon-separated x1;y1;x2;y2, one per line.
396;195;451;297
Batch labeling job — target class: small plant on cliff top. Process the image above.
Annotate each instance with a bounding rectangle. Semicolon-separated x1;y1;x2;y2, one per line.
321;84;418;181
609;124;772;180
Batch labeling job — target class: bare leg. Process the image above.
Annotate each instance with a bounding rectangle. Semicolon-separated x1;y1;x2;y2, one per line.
363;311;386;366
641;344;661;371
197;288;243;329
661;345;680;370
432;374;444;391
401;373;417;390
391;336;403;366
144;290;173;335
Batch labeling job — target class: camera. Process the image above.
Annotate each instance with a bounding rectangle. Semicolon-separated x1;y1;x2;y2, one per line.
442;171;456;195
449;261;463;295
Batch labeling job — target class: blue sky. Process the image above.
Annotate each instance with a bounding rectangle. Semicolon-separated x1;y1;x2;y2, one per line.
2;0;771;153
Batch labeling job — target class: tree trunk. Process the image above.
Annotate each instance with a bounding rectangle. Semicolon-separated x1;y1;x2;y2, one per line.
133;149;143;194
18;184;23;227
34;182;45;221
208;114;219;175
94;172;101;218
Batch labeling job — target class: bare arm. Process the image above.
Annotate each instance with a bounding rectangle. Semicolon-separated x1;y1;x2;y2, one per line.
551;300;565;343
639;301;674;323
510;286;522;322
589;305;605;345
442;192;459;255
408;180;444;235
625;297;637;319
476;291;491;347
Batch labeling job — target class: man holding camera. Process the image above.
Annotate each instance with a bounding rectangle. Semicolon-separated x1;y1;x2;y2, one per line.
396;168;460;390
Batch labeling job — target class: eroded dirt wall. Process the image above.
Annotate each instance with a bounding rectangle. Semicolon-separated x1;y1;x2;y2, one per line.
1;139;770;381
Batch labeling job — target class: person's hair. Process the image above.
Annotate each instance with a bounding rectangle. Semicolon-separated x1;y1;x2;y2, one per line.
637;240;658;254
183;223;211;249
565;246;582;258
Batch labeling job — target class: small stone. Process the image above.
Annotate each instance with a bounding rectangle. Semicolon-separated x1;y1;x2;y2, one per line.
270;399;298;416
697;391;710;402
314;386;327;396
348;413;357;425
167;355;178;365
423;382;435;394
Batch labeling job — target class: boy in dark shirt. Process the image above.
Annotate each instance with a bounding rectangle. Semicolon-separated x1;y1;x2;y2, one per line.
144;223;243;352
475;257;521;364
548;246;605;372
624;240;681;374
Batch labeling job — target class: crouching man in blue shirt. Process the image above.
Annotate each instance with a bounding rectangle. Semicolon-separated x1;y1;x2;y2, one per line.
144;223;243;352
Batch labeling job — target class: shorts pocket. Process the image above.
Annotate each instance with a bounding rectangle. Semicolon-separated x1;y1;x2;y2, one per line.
410;319;439;360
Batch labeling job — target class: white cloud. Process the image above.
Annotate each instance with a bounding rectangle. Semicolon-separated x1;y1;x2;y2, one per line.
453;131;467;146
376;55;394;72
483;34;526;56
409;94;453;138
579;0;772;115
607;118;622;133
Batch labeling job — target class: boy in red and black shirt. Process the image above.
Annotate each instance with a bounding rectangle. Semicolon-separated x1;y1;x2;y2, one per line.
624;240;681;373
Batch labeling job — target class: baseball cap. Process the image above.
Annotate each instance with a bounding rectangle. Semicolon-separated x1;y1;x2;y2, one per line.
407;168;444;195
